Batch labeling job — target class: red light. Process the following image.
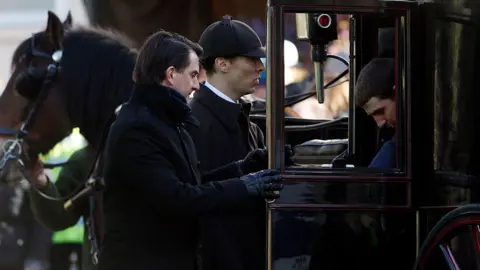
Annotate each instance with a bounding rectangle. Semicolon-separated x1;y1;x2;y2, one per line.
317;14;332;28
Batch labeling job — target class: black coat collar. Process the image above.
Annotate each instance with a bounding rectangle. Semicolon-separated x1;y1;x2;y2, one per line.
192;84;251;130
130;83;199;126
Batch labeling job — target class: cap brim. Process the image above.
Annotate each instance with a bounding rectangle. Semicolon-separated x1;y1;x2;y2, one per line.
242;47;266;58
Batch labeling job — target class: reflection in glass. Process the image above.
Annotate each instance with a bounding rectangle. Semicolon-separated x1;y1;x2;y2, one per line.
295;13;309;40
270;209;416;270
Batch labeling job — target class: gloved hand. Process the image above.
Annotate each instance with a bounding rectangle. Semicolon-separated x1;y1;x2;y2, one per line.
241;169;283;199
237;146;295;174
237;148;268;174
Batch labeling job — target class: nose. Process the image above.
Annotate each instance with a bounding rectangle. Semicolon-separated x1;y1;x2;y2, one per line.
257;59;265;72
198;69;207;83
192;79;200;91
372;115;386;128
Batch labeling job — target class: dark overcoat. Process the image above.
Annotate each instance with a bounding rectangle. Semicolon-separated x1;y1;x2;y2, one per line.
187;84;266;270
98;84;253;270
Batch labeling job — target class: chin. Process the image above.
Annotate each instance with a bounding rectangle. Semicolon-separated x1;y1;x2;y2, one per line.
244;88;256;96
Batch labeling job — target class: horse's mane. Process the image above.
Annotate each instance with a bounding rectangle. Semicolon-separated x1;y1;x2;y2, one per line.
11;37;30;71
61;25;138;146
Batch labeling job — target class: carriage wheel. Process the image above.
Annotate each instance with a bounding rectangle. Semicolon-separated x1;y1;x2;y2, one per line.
413;204;480;270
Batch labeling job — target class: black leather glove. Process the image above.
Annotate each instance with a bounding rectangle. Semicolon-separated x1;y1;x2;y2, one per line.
241;169;283;199
237;146;295;174
237;148;268;174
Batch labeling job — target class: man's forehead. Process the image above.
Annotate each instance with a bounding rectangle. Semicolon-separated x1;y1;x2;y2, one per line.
363;97;385;115
188;51;199;62
187;52;200;72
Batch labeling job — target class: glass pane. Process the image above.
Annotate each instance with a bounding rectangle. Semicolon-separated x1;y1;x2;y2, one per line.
279;12;405;172
275;181;409;205
270;209;416;269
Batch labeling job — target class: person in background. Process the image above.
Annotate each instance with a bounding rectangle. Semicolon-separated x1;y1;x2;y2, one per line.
0;179;52;270
354;57;396;168
28;147;97;270
291;51;349;120
98;30;283;270
188;15;293;270
323;52;349;119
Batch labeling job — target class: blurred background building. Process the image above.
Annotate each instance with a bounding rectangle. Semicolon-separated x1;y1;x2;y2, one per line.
0;0;89;91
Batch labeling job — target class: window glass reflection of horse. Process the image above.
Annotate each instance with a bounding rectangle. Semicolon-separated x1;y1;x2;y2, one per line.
0;11;137;183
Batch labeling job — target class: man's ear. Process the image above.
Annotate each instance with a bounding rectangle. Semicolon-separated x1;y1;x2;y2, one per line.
215;57;229;73
392;85;396;101
165;66;176;85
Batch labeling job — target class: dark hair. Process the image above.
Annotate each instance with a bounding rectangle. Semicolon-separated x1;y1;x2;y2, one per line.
133;30;203;84
61;26;137;142
355;57;395;107
202;56;237;75
170;32;203;56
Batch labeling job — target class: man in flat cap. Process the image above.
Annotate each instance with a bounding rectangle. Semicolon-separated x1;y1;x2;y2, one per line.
186;15;293;270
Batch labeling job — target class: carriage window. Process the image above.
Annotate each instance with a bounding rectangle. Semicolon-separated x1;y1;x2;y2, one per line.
274;11;407;174
251;13;350;121
286;15;350;121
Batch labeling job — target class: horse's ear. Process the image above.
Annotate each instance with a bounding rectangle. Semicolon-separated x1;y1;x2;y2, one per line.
45;11;64;50
63;11;73;28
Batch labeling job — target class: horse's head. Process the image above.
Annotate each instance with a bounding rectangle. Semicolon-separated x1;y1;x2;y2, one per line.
0;11;74;183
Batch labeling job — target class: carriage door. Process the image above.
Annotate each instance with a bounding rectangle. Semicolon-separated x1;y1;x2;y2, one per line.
265;0;417;269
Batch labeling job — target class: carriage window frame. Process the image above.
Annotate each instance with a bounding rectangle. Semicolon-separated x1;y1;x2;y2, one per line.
266;5;411;178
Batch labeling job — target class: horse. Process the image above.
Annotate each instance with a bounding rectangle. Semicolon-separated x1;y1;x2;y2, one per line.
0;11;137;189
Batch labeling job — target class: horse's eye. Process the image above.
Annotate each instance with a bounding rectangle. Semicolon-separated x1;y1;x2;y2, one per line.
14;67;44;99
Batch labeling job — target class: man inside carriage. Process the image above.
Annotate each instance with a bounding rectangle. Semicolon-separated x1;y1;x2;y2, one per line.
355;57;396;169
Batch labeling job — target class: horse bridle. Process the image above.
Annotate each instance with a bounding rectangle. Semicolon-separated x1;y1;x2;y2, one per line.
0;33;109;265
0;33;63;178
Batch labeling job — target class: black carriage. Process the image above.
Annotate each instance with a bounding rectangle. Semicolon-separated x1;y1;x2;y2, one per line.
2;0;479;269
250;0;480;269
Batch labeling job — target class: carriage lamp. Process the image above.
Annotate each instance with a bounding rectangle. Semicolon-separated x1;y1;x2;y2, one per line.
295;13;338;103
317;14;332;28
